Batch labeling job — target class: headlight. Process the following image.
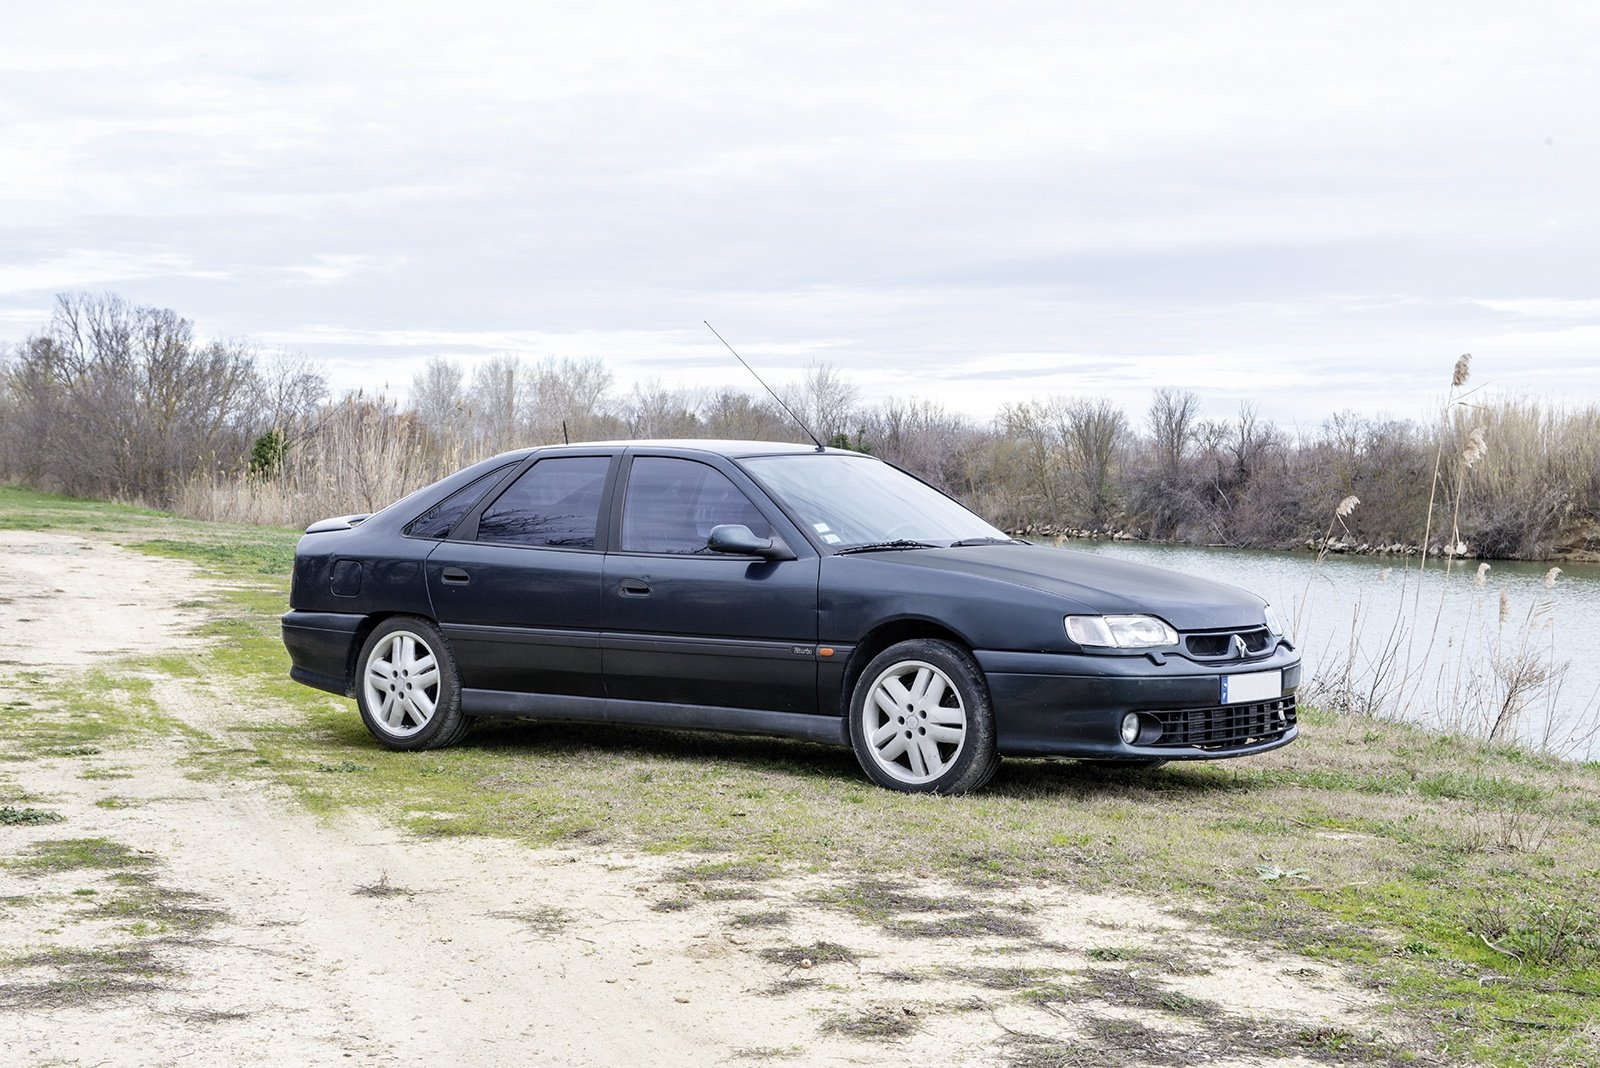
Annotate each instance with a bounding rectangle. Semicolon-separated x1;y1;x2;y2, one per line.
1065;614;1178;649
1263;604;1284;637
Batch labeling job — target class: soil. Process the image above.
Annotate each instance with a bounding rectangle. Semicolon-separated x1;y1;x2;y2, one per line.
0;531;1390;1067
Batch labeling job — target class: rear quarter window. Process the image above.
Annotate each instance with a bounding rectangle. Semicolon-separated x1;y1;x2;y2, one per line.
404;463;518;539
477;456;610;548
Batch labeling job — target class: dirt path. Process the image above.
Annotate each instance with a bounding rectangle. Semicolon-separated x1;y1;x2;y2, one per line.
0;531;1385;1067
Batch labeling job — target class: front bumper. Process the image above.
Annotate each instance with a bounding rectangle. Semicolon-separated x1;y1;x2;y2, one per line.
976;644;1302;759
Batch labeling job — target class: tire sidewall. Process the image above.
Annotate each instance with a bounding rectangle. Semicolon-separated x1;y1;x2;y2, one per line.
355;616;464;751
848;638;996;794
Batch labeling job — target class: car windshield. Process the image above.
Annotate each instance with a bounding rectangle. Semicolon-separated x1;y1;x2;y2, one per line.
741;453;1009;550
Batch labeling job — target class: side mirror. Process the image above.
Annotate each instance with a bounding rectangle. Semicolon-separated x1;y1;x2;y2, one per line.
707;524;795;561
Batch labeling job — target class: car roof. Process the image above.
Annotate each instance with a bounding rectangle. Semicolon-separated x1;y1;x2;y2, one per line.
507;439;867;460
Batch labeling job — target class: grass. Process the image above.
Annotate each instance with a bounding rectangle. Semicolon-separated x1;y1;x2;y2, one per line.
0;831;227;1011
351;873;410;898
489;906;572;935
758;941;860;968
9;837;156;875
819;1006;919;1040
0;945;177;1010
5;485;1600;1064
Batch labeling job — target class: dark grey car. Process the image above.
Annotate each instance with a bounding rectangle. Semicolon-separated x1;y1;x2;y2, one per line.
282;441;1299;793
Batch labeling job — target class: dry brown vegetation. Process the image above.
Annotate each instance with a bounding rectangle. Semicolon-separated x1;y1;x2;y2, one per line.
3;294;1597;559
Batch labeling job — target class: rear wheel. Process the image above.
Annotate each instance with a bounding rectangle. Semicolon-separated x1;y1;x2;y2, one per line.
355;617;469;750
848;639;998;794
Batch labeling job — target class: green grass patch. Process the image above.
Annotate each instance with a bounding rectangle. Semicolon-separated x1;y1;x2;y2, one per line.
132;536;297;577
0;485;167;533
0;669;199;759
10;837;155;875
89;872;229;935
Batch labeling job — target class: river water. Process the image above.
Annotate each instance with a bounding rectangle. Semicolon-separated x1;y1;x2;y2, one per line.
1064;540;1600;760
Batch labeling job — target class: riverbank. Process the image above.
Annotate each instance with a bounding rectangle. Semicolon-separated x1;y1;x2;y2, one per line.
1012;518;1600;565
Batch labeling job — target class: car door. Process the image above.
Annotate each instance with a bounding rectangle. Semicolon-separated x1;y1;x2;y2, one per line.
601;453;821;713
426;453;614;698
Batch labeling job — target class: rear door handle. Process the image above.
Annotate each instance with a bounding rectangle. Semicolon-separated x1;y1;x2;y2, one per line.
619;578;651;596
441;567;470;585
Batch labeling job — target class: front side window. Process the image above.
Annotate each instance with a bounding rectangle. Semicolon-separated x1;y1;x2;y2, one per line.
620;457;773;554
477;456;609;548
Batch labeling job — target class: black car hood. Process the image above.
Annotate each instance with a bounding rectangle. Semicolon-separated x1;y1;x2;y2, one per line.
864;543;1267;632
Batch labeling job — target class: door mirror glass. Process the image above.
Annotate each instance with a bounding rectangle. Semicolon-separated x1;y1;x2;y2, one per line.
707;523;794;561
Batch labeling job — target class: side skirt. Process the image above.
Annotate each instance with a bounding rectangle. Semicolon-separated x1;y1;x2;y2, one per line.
460;689;849;747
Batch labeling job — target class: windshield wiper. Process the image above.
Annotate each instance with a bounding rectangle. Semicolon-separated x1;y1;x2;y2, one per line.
946;536;1016;547
833;539;939;555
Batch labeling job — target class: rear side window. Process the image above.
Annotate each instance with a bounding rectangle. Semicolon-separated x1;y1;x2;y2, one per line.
621;457;772;554
404;463;517;539
477;456;610;548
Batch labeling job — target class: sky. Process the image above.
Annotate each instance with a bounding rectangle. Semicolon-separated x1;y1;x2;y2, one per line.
2;1;1598;430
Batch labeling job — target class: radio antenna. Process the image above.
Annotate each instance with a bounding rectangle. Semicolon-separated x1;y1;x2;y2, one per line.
704;321;825;451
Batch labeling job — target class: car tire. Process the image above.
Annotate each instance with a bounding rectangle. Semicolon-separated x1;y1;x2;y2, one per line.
354;616;470;751
848;638;999;794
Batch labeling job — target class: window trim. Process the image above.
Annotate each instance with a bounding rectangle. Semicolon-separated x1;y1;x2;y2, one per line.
608;451;803;559
458;452;618;551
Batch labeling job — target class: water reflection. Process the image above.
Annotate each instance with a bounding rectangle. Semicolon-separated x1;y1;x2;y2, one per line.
1065;540;1600;759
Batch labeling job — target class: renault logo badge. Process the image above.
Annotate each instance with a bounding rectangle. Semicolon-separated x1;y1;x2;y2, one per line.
1233;634;1248;659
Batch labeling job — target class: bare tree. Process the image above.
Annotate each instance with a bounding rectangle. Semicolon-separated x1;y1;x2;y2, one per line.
1131;387;1203;538
258;353;327;427
467;355;534;453
527;356;614;442
997;401;1062;522
1229;402;1272;483
410;357;466;444
1054;397;1127;529
0;293;259;503
700;388;792;441
865;398;978;492
1148;388;1199;476
784;362;859;445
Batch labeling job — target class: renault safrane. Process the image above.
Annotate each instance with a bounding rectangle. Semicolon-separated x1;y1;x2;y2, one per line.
282;441;1300;794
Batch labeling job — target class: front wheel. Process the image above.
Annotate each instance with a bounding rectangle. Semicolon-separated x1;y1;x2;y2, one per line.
848;639;998;794
355;617;470;750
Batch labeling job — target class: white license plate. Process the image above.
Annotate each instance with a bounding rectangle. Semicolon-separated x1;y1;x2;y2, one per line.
1220;669;1282;705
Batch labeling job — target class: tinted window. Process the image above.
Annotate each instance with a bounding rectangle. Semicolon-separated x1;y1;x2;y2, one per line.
404;463;518;539
621;457;773;554
477;456;609;548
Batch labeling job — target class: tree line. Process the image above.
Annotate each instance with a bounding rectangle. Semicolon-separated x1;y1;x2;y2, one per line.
3;293;1596;560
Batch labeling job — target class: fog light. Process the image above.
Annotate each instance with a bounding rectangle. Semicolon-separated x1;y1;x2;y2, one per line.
1120;713;1141;745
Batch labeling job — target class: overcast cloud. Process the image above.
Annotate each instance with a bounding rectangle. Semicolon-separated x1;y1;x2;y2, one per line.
2;1;1597;426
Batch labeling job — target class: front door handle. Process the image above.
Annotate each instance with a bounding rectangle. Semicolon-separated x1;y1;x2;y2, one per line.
441;567;470;585
619;578;651;596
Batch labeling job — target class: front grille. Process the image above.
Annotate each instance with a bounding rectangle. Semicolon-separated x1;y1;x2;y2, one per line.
1140;697;1296;750
1185;626;1272;659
